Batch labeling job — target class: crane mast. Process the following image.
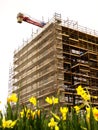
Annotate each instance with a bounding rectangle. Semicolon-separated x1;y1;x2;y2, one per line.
17;13;46;28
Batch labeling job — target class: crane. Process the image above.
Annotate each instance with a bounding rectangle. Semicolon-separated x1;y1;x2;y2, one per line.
17;13;46;28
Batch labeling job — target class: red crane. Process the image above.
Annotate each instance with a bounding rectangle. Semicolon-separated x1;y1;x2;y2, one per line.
17;13;46;28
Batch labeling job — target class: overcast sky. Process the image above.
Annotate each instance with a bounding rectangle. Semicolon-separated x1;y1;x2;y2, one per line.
0;0;98;108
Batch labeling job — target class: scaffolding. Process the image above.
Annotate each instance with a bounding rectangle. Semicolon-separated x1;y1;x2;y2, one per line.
13;13;98;107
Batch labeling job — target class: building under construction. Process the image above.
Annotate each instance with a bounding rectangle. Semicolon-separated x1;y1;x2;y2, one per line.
13;13;98;108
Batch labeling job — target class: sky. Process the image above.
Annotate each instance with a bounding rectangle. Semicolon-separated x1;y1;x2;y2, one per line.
0;0;98;108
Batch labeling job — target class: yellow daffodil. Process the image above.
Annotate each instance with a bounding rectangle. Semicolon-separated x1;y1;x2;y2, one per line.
29;97;37;106
52;96;58;104
20;107;33;119
20;109;40;119
2;118;17;128
20;110;24;118
74;106;80;113
45;96;58;105
45;97;52;104
86;107;98;122
26;109;31;119
82;92;90;101
74;103;85;113
36;109;40;117
92;107;98;121
76;86;90;101
7;93;18;103
60;107;68;120
76;85;84;95
31;111;36;119
55;125;59;130
20;107;27;118
48;117;59;130
10;120;17;128
60;107;68;114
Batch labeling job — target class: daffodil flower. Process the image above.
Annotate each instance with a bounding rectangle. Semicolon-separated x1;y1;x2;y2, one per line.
76;86;90;101
31;111;36;119
2;118;17;128
45;96;58;105
7;93;18;103
92;107;98;121
74;104;85;113
45;97;52;104
20;110;24;118
29;97;37;106
74;106;80;113
26;109;31;119
36;109;40;117
48;117;59;130
76;85;84;95
60;107;68;120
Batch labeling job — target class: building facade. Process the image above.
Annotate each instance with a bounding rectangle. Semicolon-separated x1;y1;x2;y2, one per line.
8;65;14;95
13;14;98;107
